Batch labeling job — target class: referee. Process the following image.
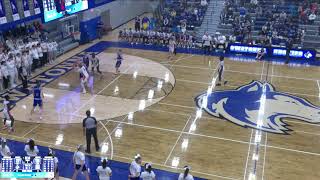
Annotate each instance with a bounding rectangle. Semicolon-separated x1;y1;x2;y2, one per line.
83;110;100;154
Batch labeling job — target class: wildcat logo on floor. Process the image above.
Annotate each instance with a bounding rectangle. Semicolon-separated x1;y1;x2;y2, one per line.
195;81;320;134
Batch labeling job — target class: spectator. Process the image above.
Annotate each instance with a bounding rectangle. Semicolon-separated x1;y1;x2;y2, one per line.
308;12;316;24
202;32;212;55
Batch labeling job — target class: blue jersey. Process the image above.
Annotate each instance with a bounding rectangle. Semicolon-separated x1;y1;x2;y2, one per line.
33;87;42;101
117;53;123;61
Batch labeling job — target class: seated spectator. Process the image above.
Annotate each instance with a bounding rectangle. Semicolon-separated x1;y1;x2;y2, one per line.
308;12;316;24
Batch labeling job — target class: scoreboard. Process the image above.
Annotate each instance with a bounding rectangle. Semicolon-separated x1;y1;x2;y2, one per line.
0;156;55;178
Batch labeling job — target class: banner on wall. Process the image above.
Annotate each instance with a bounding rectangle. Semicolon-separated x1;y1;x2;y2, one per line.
0;0;7;24
23;0;30;17
9;0;20;21
33;0;41;14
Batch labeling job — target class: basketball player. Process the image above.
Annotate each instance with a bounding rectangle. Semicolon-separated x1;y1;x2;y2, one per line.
76;62;90;94
216;56;227;86
115;49;123;74
30;81;44;120
168;37;176;60
2;95;14;133
91;53;102;74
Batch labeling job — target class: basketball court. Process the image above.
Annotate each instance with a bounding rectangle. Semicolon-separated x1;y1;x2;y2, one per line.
0;42;319;180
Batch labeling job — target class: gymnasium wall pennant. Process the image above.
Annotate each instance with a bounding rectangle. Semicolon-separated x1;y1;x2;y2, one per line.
195;81;320;134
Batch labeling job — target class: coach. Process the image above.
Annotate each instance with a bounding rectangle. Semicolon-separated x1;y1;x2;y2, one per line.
83;110;100;154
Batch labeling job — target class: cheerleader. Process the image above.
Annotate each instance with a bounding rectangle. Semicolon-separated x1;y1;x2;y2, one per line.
0;138;13;157
115;49;123;74
46;148;59;180
72;145;89;180
129;154;142;180
96;158;112;180
178;166;194;180
216;56;227;86
140;163;156;180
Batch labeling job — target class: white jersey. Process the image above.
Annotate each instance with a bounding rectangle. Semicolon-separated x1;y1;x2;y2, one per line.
178;173;194;180
96;166;112;180
202;35;212;46
73;151;85;165
129;161;141;178
140;171;156;180
78;66;89;79
0;145;11;157
3;100;9;112
24;145;39;157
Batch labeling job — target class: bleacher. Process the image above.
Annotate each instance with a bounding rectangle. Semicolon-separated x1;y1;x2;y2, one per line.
216;0;320;49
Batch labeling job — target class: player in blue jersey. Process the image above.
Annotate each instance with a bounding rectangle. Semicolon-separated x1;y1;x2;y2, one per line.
30;81;44;120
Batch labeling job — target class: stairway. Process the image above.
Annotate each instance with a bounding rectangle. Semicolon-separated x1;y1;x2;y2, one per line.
196;0;225;39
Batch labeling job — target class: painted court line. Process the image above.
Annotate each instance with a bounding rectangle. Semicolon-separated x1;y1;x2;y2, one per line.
22;124;41;138
164;116;192;165
262;134;267;180
98;121;114;159
158;102;195;109
73;65;133;114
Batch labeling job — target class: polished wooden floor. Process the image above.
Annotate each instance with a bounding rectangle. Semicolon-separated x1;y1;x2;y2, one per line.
1;46;320;180
2;19;320;180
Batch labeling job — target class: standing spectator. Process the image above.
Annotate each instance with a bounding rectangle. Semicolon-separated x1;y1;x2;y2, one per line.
24;139;39;158
135;17;141;31
37;43;43;67
1;61;9;89
7;55;17;88
82;110;100;154
129;154;142;180
140;163;156;180
2;95;15;133
202;32;212;55
41;41;48;65
96;158;112;180
72;145;90;180
178;166;194;180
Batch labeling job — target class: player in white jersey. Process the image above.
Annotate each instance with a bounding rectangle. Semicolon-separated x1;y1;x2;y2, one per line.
168;37;176;60
216;56;227;86
2;95;14;133
76;62;90;94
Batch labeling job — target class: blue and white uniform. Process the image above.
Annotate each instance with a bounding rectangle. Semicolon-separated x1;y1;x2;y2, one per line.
115;52;123;68
33;86;42;107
